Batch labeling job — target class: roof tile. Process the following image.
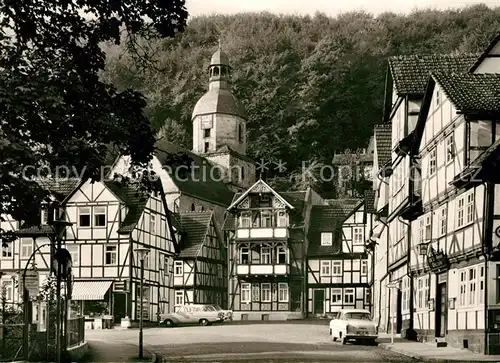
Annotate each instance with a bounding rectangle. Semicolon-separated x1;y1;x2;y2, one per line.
176;211;213;258
432;72;500;113
155;139;235;207
374;124;392;166
389;53;479;96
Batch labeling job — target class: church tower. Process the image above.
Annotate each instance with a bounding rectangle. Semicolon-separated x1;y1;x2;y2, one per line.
191;42;255;191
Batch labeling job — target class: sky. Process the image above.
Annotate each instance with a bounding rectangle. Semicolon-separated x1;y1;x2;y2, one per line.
186;0;498;17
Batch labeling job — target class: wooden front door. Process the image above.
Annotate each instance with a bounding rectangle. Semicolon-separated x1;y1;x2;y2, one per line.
313;289;325;315
435;283;447;337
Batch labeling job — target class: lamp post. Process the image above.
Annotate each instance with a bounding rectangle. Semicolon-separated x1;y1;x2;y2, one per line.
49;214;73;363
135;247;150;359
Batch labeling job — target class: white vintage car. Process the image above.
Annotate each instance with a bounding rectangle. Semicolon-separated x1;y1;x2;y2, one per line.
329;309;378;345
160;304;224;327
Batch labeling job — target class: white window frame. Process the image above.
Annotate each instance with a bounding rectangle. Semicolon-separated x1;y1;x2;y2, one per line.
419;218;424;243
479;266;485;304
429;148;437;176
361;260;368;276
321;232;332;246
260;246;271;264
364;288;371;305
417;278;423;309
424;214;431;241
276;211;288;227
459;270;466;306
261;283;271;302
468;267;477;305
466;192;474;224
217;264;223;279
175;291;184;306
78;207;91;228
457;196;465;228
332;261;342;276
66;244;79;266
2;281;13;301
41;208;49;225
241;283;251;303
2;244;12;258
239;212;251;228
150;214;156;234
344;288;355;304
239;247;250;264
331;288;342;305
439;207;447;237
174;261;183;276
353;227;364;245
278;283;288;302
93;206;106;227
21;239;33;259
260;211;272;228
277;246;287;264
446;134;455;164
105;246;117;265
320;261;331;276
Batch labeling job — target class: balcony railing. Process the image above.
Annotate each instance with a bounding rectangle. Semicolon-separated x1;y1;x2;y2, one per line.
236;264;289;276
236;227;288;239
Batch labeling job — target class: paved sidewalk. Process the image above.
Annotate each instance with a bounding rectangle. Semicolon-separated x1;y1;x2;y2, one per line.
86;339;155;362
378;333;500;362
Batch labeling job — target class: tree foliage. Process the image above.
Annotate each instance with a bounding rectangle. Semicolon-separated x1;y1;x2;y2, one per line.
0;0;188;243
103;5;500;193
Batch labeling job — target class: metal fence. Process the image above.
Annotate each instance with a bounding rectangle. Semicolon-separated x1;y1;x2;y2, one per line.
0;301;24;361
1;301;85;361
67;317;85;348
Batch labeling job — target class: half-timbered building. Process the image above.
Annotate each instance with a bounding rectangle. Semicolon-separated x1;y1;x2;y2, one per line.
369;124;392;332
377;50;478;338
223;179;325;320
171;211;227;310
1;177;178;325
306;199;372;316
407;34;500;353
62;178;177;324
0;179;80;308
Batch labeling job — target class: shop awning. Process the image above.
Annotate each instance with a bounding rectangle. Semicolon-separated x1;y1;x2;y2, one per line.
71;280;113;301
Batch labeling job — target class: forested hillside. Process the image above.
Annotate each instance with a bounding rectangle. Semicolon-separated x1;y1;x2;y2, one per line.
103;5;500;193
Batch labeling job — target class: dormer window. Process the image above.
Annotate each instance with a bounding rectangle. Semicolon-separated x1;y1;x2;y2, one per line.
321;232;333;246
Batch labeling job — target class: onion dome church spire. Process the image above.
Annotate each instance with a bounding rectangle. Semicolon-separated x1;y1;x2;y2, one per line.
191;40;247;155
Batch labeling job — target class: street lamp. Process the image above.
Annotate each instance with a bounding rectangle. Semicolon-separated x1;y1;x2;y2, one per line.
49;213;73;363
135;247;150;359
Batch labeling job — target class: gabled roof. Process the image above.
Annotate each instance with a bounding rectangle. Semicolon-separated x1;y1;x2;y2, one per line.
37;178;82;203
452;138;500;186
306;200;361;257
175;211;214;258
154;139;235;207
374;124;392;167
432;72;500;114
227;179;294;211
469;33;500;73
388;53;479;96
413;72;500;155
105;181;150;234
222;190;307;230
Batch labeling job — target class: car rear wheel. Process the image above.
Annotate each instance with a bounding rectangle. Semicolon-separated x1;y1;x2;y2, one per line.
163;319;174;327
199;318;209;326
